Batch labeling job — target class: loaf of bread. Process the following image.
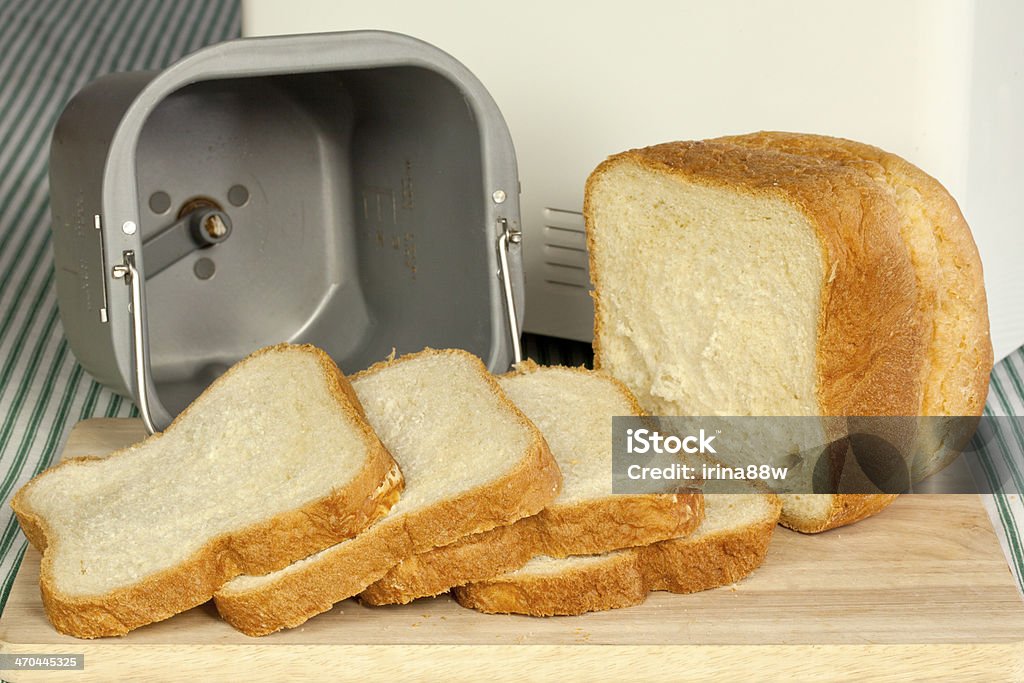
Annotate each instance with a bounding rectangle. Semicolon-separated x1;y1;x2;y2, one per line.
214;349;561;636
362;363;705;605
584;134;992;533
10;344;402;638
454;493;780;616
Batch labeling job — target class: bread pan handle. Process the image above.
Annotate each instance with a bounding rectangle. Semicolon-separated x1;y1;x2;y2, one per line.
111;250;162;434
497;217;523;366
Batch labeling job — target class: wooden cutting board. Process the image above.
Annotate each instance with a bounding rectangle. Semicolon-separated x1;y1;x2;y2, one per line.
1;418;1023;682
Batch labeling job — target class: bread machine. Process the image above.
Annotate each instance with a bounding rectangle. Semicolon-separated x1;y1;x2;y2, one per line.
49;31;524;434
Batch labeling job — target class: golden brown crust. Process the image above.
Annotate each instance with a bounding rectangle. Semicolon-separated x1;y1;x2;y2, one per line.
453;552;649;617
778;493;899;534
10;344;403;639
362;492;704;605
213;348;563;636
715;131;992;418
362;364;705;605
453;495;781;616
643;502;780;595
360;520;536;606
919;190;992;415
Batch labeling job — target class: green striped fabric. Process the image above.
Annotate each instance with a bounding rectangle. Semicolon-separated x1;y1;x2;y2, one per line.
0;0;1022;628
979;347;1024;592
0;0;240;612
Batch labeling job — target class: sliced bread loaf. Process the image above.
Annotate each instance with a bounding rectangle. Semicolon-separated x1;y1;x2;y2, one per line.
10;344;402;638
361;363;704;606
453;493;781;616
213;349;561;636
585;138;933;533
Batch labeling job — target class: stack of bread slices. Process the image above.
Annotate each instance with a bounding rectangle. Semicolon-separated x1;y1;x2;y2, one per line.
11;344;770;637
11;132;991;638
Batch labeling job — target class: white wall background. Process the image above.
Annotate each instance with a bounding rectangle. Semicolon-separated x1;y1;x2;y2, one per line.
243;0;1024;359
967;0;1024;362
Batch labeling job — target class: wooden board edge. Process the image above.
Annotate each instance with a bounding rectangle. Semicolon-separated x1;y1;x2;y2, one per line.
0;642;1021;682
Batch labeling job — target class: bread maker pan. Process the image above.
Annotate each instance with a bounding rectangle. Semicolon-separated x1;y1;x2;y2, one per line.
49;30;523;433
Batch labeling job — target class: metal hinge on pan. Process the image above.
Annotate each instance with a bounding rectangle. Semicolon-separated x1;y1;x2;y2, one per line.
111;250;158;434
497;217;523;365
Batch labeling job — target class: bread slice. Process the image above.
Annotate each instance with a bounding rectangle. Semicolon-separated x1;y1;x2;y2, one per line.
361;362;705;606
453;493;781;616
585;138;931;533
10;344;402;638
213;349;561;636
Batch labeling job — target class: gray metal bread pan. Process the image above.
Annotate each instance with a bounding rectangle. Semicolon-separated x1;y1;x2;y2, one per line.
49;30;523;432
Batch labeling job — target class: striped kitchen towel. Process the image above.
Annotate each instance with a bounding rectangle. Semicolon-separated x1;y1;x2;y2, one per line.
980;348;1024;593
0;0;240;611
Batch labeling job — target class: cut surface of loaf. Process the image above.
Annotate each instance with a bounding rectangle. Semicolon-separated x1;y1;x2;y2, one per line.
214;349;561;636
361;363;704;606
585;137;937;533
453;493;780;616
10;344;402;638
